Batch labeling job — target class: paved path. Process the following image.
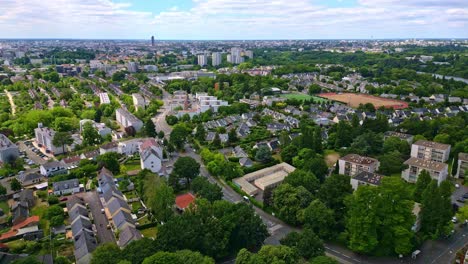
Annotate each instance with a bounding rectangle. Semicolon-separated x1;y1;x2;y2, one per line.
4;90;16;115
153;87;172;137
79;191;115;244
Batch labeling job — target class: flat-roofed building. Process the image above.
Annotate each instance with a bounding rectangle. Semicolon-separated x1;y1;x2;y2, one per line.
98;92;110;104
402;157;448;185
0;133;18;163
350;171;384;191
132;93;146;111
233;163;296;196
115;108;143;132
79;119;112;137
384;131;414;143
411;140;451;163
35;126;67;155
456;153;468;179
338;154;380;177
195;93;229;113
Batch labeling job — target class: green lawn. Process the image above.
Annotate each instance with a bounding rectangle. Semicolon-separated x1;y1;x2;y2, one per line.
31;205;50;235
124;160;142;171
280;93;328;103
140;226;157;238
0;201;10;215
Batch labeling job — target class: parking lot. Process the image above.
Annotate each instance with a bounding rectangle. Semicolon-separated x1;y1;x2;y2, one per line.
452;184;468;208
18;140;49;166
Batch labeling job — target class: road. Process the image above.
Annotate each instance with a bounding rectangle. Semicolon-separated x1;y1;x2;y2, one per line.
4;89;16;115
153;87;173;137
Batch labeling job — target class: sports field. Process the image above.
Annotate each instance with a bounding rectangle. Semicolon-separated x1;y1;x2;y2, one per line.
318;93;408;109
281;93;328;103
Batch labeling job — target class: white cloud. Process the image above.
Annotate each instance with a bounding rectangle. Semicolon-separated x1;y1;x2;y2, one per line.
0;0;466;39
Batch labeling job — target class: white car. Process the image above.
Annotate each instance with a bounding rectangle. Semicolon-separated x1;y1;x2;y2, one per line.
452;216;458;223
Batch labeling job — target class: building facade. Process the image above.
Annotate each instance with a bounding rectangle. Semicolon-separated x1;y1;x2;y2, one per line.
402;157;448;185
212;52;222;66
410;140;451;163
35;126;67;155
0;133;19;163
338;154;380;177
115;108;143;132
456;153;468;179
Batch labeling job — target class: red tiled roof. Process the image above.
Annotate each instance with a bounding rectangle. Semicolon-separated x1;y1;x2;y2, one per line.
12;215;40;231
175;193;195;210
140;139;158;151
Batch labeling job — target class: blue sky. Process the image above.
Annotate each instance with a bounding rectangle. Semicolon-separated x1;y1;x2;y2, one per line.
0;0;467;39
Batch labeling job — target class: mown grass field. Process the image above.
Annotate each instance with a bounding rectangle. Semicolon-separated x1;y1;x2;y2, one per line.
281;93;328;103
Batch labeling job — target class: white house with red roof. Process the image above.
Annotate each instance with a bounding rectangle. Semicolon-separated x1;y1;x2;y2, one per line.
139;139;163;174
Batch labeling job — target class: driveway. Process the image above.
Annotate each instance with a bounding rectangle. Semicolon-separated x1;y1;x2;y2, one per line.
17;141;47;165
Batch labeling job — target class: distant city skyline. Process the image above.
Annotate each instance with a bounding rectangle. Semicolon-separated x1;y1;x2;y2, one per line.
0;0;467;39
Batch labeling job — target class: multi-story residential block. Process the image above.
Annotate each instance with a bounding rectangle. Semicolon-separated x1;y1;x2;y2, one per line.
384;131;414;143
115;108;143;132
212;52;222;66
350;171;383;191
197;54;208;66
132;93;146;111
79;119;112;137
243;50;254;59
338;154;380;177
126;62;138;73
139;139;163;174
98;92;110;104
229;48;244;64
195;93;229;113
402;157;448;184
456;153;468;178
170;90;189;111
410;140;451;163
0;133;19;163
35;125;67;155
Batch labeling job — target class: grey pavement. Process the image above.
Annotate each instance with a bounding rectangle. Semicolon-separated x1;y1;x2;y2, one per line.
79;191;115;244
18;141;47;165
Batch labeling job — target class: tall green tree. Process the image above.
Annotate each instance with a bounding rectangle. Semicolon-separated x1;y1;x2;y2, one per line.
145;175;175;223
82;121;102;146
142;250;214;264
91;243;123;264
420;180;453;239
52;131;73;154
283;169;320;194
10;178;22;191
303;199;336;239
173;157;200;188
273;184;312;225
413;170;431;202
96;152;120;174
195;123;206;141
144;118;157;138
313;126;323;154
280;229;325;260
318;174;353;228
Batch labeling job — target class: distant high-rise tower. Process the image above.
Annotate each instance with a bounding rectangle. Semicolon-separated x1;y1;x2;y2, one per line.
230;48;243;64
212;52;222;66
151;36;155;47
197;54;208;66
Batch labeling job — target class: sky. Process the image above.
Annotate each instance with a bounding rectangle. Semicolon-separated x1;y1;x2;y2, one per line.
0;0;467;40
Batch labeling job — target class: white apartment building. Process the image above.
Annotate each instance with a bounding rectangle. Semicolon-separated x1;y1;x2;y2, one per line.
79;119;112;137
35;125;67;155
212;52;222;66
139;139;163;174
456;153;468;179
0;133;19;163
115;108;143;132
410;140;451;163
243;50;254;59
132;93;147;111
127;62;138;73
98;92;110;104
338;154;380;177
197;54;208;66
402;157;448;185
118;138;143;156
195;93;229;113
230;48;244;64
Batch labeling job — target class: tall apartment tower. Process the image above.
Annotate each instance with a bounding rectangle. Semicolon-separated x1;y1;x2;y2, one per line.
212;52;222;66
197;54;208;66
151;36;155;46
230;48;243;64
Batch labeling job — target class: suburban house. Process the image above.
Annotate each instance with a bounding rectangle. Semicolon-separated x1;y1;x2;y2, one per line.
67;196;97;264
17;172;44;187
338;154;380;177
455;153;468;179
35;125;67;155
234;163;296;196
99;142;118;155
40;161;67;177
402;157;448;185
118;139;143;155
98;168;142;248
62;156;81;170
115;108;143;132
0;133;19;164
350;171;384;191
11;202;29;226
410;140;451;163
132;93;147;111
139;139;163;174
52;179;83;196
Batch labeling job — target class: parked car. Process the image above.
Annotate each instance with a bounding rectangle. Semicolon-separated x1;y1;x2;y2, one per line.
457;198;466;203
452;216;458;223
